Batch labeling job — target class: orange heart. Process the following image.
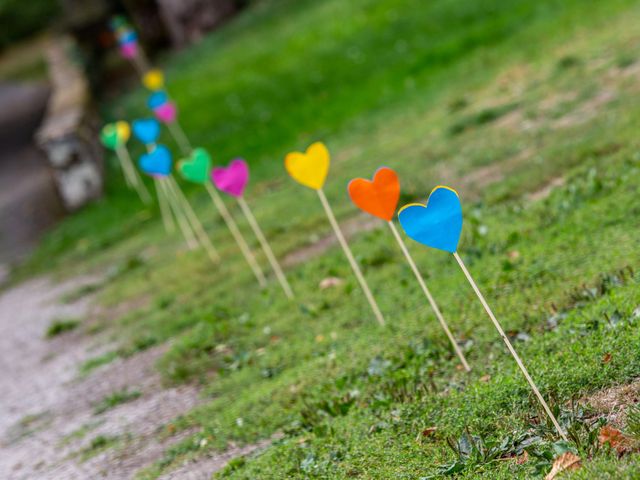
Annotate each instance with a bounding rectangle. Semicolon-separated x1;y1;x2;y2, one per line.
348;167;400;221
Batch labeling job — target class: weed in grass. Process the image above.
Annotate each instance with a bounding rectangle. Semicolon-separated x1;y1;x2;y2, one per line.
78;435;119;461
45;318;80;338
93;388;142;414
78;351;119;376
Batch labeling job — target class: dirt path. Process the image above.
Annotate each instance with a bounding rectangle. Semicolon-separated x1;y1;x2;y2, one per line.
0;276;202;479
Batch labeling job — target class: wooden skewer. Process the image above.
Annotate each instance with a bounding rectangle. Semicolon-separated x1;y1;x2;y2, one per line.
453;251;567;441
117;144;151;204
237;196;294;299
205;182;266;287
317;188;385;326
167;121;192;156
160;177;198;250
154;177;175;233
166;176;220;263
388;221;470;371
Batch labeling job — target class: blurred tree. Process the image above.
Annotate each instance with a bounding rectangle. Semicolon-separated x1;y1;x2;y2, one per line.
0;0;60;50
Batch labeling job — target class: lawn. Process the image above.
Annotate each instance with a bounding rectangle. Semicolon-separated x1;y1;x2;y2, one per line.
16;0;640;477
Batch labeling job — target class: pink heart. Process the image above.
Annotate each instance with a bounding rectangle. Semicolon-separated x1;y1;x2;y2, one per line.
154;102;177;124
120;43;138;59
211;159;249;197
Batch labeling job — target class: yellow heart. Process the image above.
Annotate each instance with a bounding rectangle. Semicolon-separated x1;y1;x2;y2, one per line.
284;142;330;190
143;69;164;91
115;121;131;143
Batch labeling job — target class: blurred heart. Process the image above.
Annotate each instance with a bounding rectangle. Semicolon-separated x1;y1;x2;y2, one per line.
143;69;164;91
139;145;172;176
120;41;138;59
212;158;249;197
154;102;177;124
132;118;161;145
100;123;120;150
284;142;329;190
398;186;463;253
348;167;400;221
179;148;211;184
148;91;169;109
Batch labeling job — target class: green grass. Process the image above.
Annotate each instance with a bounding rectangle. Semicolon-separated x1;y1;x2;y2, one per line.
93;388;142;415
45;317;80;337
15;0;640;478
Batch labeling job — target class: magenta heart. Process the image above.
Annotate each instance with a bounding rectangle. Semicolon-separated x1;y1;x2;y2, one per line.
211;159;249;197
120;42;138;59
154;102;177;124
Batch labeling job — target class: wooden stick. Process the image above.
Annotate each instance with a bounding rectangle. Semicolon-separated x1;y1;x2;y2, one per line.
317;189;385;326
154;177;175;233
167;121;192;156
160;178;198;250
388;221;470;371
205;182;266;287
453;251;567;440
167;176;220;263
117;144;151;204
237;196;294;299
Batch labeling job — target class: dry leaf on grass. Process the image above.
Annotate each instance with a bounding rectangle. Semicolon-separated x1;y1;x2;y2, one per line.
598;425;631;454
545;452;581;480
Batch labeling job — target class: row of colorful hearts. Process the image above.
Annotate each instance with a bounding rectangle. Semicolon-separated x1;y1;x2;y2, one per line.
102;123;462;254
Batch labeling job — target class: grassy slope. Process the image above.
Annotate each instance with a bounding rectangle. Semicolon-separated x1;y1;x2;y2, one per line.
17;0;640;477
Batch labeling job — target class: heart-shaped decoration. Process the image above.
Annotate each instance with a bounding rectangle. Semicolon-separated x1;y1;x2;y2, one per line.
120;41;138;59
100;121;130;149
139;145;172;176
148;91;169;110
348;167;400;221
143;69;164;91
284;142;329;190
154;102;177;124
211;158;249;197
398;186;462;253
132;118;161;145
178;148;211;184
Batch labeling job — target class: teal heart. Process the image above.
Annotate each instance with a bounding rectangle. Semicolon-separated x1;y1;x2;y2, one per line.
398;186;463;253
178;148;211;184
139;145;172;176
132;118;161;145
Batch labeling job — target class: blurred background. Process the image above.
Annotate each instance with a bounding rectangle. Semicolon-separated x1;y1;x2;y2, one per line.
0;0;246;271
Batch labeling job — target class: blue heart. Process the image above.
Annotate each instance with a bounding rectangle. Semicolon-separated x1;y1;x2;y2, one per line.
398;186;463;253
148;91;169;110
132;118;160;145
139;145;172;176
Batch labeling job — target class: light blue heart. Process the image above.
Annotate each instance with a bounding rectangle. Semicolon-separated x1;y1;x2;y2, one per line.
148;91;169;110
398;186;463;253
132;118;160;145
139;145;172;176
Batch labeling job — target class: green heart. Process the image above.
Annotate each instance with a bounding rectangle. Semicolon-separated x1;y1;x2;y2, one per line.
100;124;120;150
179;148;211;184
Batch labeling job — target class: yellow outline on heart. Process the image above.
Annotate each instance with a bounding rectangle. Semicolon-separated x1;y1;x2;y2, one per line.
284;141;330;190
398;185;458;215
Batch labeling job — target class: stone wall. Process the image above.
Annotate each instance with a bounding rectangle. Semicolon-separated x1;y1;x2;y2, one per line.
36;36;103;211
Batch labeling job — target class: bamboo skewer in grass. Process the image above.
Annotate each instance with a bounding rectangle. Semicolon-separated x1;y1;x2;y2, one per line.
211;158;294;299
285;142;385;326
397;185;567;441
176;148;267;288
348;167;471;371
100;121;151;204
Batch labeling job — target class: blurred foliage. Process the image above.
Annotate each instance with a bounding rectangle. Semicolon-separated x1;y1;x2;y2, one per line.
0;0;59;50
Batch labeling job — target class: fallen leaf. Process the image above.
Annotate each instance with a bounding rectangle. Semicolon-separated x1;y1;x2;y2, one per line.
602;352;612;364
480;374;491;382
545;452;581;480
319;277;344;289
516;450;529;465
415;427;437;443
598;425;629;454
